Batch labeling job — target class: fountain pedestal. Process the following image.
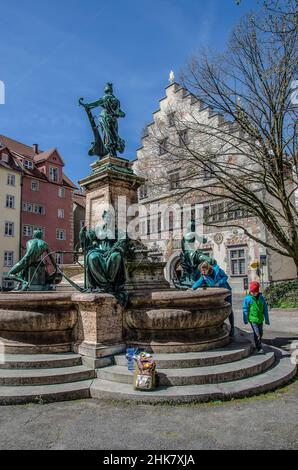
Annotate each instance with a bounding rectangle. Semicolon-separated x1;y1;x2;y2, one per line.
72;293;126;368
78;155;144;229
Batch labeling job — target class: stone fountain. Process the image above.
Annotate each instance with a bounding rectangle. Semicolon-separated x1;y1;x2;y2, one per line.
0;83;295;405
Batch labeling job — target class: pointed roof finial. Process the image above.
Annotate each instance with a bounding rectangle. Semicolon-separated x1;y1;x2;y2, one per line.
169;70;175;84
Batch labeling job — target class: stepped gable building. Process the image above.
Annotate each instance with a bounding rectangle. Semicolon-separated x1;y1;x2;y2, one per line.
0;145;22;289
133;82;297;292
0;135;77;266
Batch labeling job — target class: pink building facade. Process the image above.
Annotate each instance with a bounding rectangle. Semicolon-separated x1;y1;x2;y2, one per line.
0;135;76;265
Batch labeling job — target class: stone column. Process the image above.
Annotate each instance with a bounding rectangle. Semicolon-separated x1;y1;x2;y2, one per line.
72;293;126;368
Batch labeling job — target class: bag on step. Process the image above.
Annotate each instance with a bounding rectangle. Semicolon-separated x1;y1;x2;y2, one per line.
133;352;157;391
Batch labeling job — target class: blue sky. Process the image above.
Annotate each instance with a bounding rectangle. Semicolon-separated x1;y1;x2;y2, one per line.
0;0;260;185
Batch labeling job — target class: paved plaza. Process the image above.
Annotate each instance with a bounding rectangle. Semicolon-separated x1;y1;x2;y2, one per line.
0;380;297;450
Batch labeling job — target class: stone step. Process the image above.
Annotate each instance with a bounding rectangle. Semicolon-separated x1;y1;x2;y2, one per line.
115;341;253;369
0;353;82;370
97;350;275;386
0;380;92;406
0;365;96;386
0;338;72;355
91;356;297;404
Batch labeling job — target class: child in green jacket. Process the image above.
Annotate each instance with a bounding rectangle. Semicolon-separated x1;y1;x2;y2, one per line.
243;281;270;354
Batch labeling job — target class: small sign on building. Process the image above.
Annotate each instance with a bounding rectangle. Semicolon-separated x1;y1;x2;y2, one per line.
243;276;249;292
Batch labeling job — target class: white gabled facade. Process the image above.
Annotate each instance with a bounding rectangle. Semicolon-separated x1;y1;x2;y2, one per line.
133;82;297;292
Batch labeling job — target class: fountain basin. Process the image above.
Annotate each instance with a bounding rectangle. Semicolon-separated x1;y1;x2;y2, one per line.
125;288;232;353
0;293;77;352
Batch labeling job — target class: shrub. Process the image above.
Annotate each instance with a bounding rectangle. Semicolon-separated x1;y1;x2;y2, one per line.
264;280;298;308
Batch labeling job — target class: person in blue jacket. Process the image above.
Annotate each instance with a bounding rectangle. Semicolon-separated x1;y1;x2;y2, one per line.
192;261;235;337
243;281;270;354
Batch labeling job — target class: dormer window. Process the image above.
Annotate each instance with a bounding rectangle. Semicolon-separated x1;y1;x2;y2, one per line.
24;160;33;170
139;184;148;200
1;153;9;163
168;112;176;127
169;171;180;190
50;166;59;182
159;138;168;156
178;129;189;146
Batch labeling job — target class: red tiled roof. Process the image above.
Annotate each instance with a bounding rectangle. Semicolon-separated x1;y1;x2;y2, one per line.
33;148;57;163
0;135;41;158
22;165;48;181
73;193;86;208
63;174;77;189
0;134;77;188
0;147;22;173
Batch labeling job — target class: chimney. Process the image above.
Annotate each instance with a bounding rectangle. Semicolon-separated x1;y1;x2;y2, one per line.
33;143;39;154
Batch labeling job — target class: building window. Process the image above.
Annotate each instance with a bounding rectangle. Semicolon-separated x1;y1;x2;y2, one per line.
23;202;33;213
22;225;44;237
58;187;65;198
169;212;174;232
2;278;14;290
178;129;188;146
147;217;151;236
191;206;196;223
203;206;210;223
55;253;64;265
209;205;217;223
4;222;14;237
227;202;235;220
23;203;44;215
150;216;157;235
210;204;225;223
169;172;180;190
140;220;146;236
1;153;9;163
226;202;249;221
58;209;64;219
217;203;225;222
159;138;168;156
31;180;39;191
168;112;176;127
56;229;66;240
7;174;16;186
34;204;45;215
50;167;59;182
80;220;85;230
203;162;215;180
34;226;45;236
4;251;14;267
23;225;34;237
6;195;15;209
139;184;148;199
230;248;247;276
24;160;33;170
158;213;162;234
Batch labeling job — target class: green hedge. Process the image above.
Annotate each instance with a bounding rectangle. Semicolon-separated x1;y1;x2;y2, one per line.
264;280;298;308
